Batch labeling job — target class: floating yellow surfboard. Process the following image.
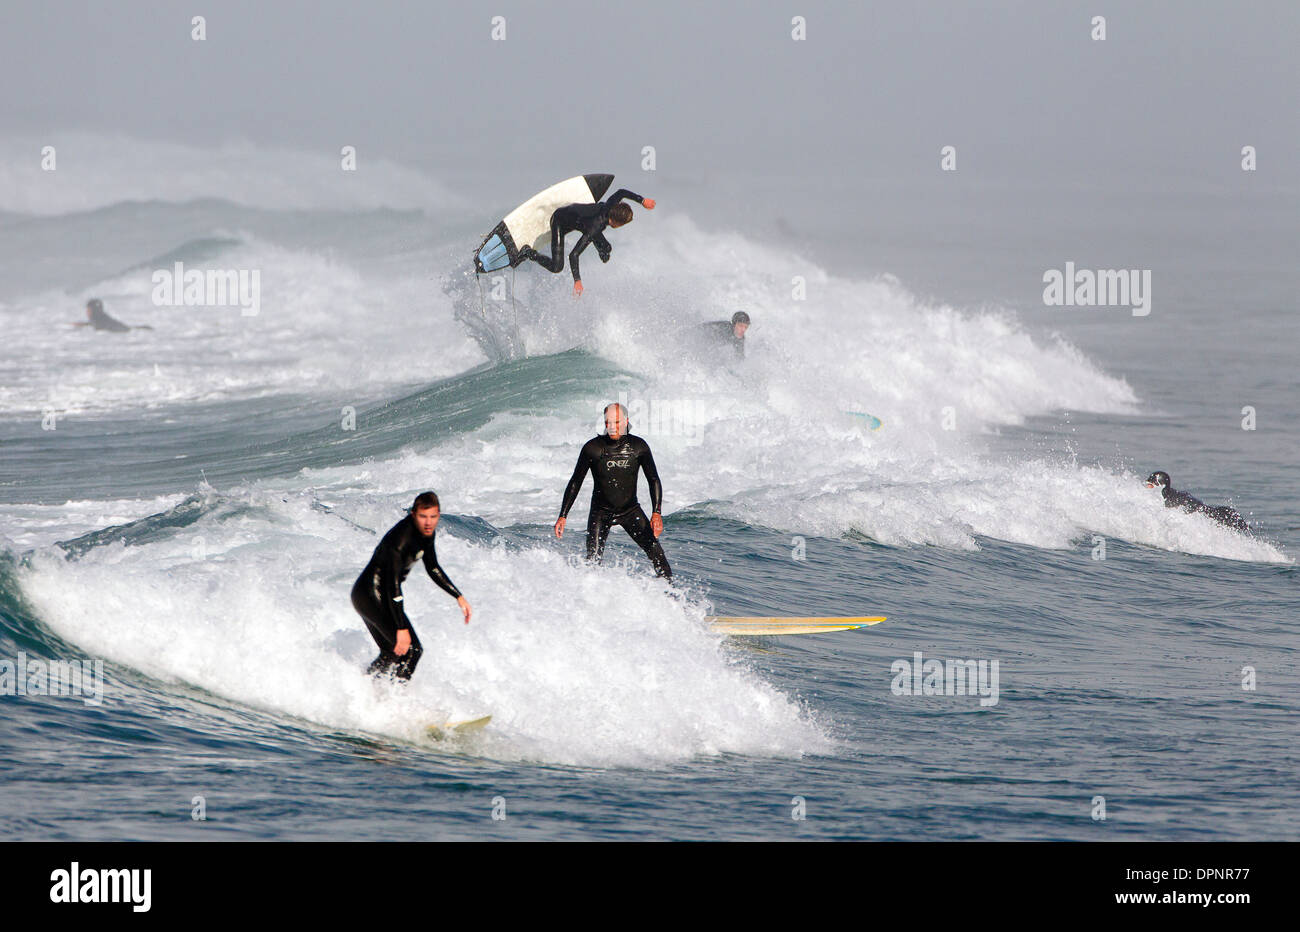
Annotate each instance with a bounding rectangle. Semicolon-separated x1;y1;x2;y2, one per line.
426;715;492;740
706;616;886;636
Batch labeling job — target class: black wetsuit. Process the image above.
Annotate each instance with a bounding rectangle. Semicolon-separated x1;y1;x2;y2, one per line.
701;320;745;359
1161;487;1248;532
524;189;645;282
351;514;462;680
559;433;671;578
80;307;132;332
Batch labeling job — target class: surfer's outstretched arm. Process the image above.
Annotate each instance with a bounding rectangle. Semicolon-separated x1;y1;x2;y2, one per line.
567;230;594;284
638;440;665;537
422;544;462;600
555;447;593;537
607;189;654;209
422;546;471;623
639;447;663;514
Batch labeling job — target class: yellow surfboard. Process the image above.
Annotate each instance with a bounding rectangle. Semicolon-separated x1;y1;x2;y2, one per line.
426;715;492;740
706;616;886;636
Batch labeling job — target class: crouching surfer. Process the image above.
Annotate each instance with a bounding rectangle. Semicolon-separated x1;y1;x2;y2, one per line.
351;492;472;680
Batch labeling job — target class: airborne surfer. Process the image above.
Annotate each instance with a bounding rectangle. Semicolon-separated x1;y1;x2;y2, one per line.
351;492;472;681
1145;471;1249;532
518;189;655;295
554;403;672;578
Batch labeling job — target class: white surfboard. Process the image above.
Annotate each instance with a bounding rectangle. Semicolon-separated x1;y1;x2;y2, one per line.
474;174;614;272
707;616;886;636
426;715;492;741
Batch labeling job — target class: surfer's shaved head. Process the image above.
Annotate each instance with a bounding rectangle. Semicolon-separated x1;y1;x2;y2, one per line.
604;403;629;439
608;203;633;226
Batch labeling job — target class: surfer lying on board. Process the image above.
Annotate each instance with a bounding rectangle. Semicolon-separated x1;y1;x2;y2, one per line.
351;492;472;680
554;403;672;578
1145;471;1248;532
73;298;152;332
519;189;655;295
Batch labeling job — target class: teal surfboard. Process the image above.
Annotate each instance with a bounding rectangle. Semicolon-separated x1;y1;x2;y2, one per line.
845;411;883;431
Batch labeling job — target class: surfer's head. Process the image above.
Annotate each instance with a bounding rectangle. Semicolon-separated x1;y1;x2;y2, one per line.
603;402;629;440
410;491;441;536
731;310;750;338
86;298;103;319
608;203;634;228
1145;471;1171;491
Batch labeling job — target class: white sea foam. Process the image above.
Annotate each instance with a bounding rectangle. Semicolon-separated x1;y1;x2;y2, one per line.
0;232;483;415
307;215;1287;562
18;493;827;767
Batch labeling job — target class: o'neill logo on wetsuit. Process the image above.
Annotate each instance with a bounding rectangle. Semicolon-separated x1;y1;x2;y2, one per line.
605;459;631;468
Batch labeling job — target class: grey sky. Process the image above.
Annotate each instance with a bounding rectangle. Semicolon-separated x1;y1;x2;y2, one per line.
3;0;1298;191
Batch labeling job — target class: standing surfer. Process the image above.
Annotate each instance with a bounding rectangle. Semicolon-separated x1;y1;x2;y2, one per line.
554;403;672;578
519;189;655;295
351;492;472;680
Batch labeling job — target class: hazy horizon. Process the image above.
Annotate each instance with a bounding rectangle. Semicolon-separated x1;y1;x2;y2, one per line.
2;0;1297;194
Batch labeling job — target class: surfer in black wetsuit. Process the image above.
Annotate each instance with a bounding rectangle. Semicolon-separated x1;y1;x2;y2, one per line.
1145;471;1249;532
554;403;672;578
351;492;472;680
700;311;750;359
519;189;655;295
73;298;150;332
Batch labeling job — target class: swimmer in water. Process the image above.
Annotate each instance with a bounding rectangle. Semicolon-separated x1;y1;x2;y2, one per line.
73;298;151;332
1145;471;1248;532
699;311;750;360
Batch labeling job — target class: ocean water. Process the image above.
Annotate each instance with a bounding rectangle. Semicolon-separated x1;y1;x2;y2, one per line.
0;138;1296;840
